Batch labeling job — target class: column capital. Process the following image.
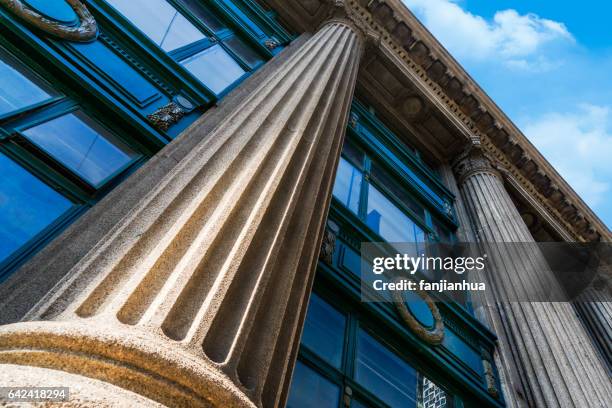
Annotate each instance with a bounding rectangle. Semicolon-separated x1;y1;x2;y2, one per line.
452;140;501;185
320;0;376;49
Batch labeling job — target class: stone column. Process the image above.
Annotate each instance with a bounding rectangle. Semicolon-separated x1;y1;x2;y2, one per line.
453;143;612;408
0;16;364;408
575;260;612;374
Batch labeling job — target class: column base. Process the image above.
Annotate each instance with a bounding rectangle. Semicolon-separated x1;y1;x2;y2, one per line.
0;321;255;408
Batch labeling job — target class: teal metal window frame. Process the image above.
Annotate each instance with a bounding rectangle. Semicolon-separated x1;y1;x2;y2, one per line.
289;101;504;408
89;0;291;99
0;0;291;280
334;102;458;246
292;278;503;408
0;43;149;281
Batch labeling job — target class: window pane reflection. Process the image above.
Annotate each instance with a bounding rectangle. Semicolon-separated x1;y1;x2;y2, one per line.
0;153;72;264
224;36;264;69
286;362;340;408
301;294;345;368
23;112;139;187
181;0;227;32
0;49;55;116
181;45;246;94
366;185;415;243
355;329;418;408
333;157;362;214
371;162;424;219
106;0;205;51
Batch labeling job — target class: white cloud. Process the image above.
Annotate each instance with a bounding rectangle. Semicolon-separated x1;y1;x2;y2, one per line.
522;104;612;212
403;0;574;69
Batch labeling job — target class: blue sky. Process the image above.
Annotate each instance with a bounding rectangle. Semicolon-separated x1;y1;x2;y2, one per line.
403;0;612;229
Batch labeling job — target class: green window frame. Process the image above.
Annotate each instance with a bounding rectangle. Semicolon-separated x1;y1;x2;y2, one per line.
332;102;458;247
288;289;462;408
94;0;288;98
0;43;150;281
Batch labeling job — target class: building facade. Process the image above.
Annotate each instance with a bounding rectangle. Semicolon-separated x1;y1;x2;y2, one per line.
0;0;610;407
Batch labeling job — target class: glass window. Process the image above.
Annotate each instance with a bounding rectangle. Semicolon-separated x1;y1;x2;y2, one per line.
223;36;264;69
286;362;340;408
342;139;364;169
0;153;73;264
181;0;227;32
301;294;345;368
366;185;416;243
105;0;263;96
105;0;206;51
355;329;418;408
371;162;424;220
333;157;362;214
22;112;140;187
180;45;246;94
0;49;56;116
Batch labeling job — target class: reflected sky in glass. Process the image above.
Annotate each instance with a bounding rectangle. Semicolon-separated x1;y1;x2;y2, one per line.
355;329;418;408
106;0;205;51
0;153;72;263
333;157;362;214
181;45;245;94
0;49;54;116
286;361;340;408
301;293;346;368
366;185;416;243
23;112;139;187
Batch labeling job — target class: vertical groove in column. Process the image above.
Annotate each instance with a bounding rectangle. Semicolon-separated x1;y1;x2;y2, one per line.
455;148;612;407
0;19;364;408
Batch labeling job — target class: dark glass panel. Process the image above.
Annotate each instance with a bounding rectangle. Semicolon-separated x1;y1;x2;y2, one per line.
180;0;227;32
366;185;416;243
355;329;418;408
23;112;140;187
223;36;264;68
70;41;162;107
332;157;362;214
434;219;453;243
371;162;425;219
341;139;364;169
0;153;72;263
0;48;55;116
180;45;246;94
106;0;205;51
286;361;340;408
301;293;345;368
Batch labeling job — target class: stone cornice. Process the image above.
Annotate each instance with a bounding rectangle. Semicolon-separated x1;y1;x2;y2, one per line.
351;0;609;242
257;0;610;241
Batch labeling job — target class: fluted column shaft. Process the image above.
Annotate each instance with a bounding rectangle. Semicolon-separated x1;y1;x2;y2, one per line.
0;19;363;408
454;144;612;407
575;276;612;374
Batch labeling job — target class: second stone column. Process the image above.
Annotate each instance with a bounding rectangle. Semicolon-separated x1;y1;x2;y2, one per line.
454;143;612;407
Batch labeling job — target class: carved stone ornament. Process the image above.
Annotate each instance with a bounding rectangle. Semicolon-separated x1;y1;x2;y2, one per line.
319;227;337;265
0;0;98;42
146;101;187;132
392;277;445;345
264;37;280;50
483;358;500;398
452;140;500;185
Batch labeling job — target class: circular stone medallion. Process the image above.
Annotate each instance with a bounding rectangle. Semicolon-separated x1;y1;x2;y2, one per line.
22;0;78;25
